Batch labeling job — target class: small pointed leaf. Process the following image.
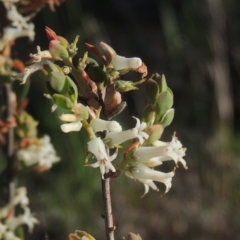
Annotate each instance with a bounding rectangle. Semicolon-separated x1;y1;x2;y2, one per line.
160;108;175;127
144;124;164;145
145;79;159;104
57;36;69;48
75;104;89;120
66;76;78;102
155;90;173;121
154;74;167;93
50;71;66;92
75;230;95;240
52;94;73;110
141;104;155;127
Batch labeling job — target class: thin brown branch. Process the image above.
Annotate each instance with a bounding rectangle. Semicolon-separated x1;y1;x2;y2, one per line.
102;178;115;240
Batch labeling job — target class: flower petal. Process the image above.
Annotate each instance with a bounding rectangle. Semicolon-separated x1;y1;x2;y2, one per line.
61;121;82;133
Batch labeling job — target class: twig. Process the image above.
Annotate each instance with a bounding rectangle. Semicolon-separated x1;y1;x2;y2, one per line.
102;178;115;240
4;84;15;206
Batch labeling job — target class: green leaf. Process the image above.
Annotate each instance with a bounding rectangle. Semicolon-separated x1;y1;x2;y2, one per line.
66;76;78;103
44;61;62;74
52;94;73;110
154;74;167;93
155;90;173;121
75;230;95;240
12;79;30;102
57;36;69;48
115;80;137;92
144;124;164;145
141;104;155;127
75;104;89;120
86;65;107;83
108;101;127;119
50;71;67;92
145;79;159;104
160;108;175;127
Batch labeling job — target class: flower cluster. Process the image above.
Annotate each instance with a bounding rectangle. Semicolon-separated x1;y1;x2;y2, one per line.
17;27;188;196
125;133;187;196
0;188;38;240
16;135;60;172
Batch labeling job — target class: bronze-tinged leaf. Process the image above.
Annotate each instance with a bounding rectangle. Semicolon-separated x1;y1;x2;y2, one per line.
45;26;58;41
85;43;108;65
13;59;25;72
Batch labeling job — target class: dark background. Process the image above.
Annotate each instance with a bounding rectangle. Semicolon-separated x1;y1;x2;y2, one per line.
5;0;240;239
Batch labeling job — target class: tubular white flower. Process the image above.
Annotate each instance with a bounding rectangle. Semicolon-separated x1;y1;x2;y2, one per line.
61;121;82;132
137;179;159;197
134;133;187;169
105;117;148;145
126;163;174;196
90;118;122;133
0;187;38;239
5;207;38;233
59;114;82;133
0;187;29;219
87;138;116;178
111;55;142;71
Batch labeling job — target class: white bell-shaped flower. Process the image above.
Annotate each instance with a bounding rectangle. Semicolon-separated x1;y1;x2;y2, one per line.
105;117;148;145
90;118;122;133
87;137;117;178
111;55;142;71
134;133;187;169
125;163;175;197
59;114;82;133
5;207;38;233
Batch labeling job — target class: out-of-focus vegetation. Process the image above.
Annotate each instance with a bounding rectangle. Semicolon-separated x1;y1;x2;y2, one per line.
2;0;240;239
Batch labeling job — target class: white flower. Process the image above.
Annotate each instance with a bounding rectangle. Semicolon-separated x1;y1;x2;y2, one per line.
0;24;35;51
0;187;38;240
15;46;52;84
90;118;122;133
125;163;175;197
0;222;7;239
59;114;82;133
134;133;187;169
12;187;29;207
5;207;38;233
4;230;20;240
105;117;148;145
99;42;142;71
0;4;35;51
16;135;60;171
111;55;142;71
87;138;117;178
0;187;29;219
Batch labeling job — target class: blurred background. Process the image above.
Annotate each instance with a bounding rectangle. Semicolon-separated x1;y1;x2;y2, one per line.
4;0;240;239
